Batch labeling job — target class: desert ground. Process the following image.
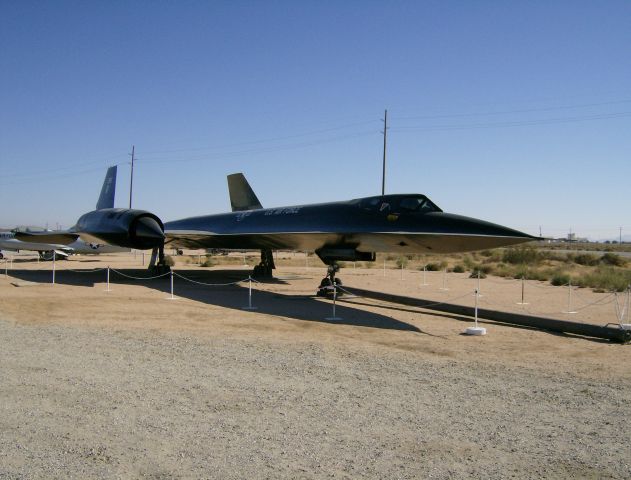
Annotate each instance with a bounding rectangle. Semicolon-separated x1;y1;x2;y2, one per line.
1;251;630;479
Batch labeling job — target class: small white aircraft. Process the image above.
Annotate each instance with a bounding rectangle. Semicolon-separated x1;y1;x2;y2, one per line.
0;228;129;260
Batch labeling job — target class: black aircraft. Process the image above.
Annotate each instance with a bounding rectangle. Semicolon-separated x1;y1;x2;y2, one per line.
18;169;536;292
15;166;165;251
164;173;536;290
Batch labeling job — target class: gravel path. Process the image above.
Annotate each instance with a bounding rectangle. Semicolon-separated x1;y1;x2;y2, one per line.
1;318;629;479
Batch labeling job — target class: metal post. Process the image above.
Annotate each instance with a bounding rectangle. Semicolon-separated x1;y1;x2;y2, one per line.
52;253;56;285
517;276;528;305
440;268;448;290
381;109;388;195
474;289;479;328
106;266;110;292
477;271;481;295
129;145;135;208
421;265;428;286
243;276;258;310
142;252;145;266
4;259;7;277
564;280;576;314
10;256;13;269
325;283;342;320
332;286;337;318
170;270;174;299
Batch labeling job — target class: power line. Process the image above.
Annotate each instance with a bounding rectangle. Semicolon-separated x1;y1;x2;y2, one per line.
395;98;631;120
391;111;631;132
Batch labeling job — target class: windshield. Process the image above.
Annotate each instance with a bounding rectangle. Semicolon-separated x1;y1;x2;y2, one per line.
359;195;441;213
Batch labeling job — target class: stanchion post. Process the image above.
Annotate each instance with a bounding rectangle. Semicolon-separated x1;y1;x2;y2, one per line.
440;268;449;290
164;270;176;300
243;275;258;310
516;276;528;305
4;259;7;278
106;266;111;292
563;280;576;314
474;288;479;327
52;253;56;285
325;283;342;321
142;252;145;266
477;271;481;295
421;265;428;286
464;288;486;335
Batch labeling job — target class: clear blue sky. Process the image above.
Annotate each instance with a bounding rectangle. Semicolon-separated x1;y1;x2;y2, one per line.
1;1;630;240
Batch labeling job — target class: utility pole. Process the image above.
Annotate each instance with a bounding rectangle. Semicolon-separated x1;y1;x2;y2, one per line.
129;145;135;209
381;109;388;196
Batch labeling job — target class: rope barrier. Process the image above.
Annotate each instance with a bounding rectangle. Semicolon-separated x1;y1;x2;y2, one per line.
337;284;473;309
57;267;108;273
109;268;171;280
172;271;250;287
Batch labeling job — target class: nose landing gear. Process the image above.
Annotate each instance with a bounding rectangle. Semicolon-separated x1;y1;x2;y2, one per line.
317;263;343;297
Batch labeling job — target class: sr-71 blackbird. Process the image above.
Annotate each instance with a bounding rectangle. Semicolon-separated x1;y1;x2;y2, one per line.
18;169;536;290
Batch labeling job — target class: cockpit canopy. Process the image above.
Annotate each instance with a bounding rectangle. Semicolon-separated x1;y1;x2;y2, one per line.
357;194;442;214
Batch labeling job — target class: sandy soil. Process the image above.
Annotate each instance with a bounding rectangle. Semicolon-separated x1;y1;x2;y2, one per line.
0;252;630;479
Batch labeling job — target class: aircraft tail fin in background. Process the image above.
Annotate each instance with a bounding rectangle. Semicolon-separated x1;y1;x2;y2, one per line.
96;166;117;210
227;173;263;211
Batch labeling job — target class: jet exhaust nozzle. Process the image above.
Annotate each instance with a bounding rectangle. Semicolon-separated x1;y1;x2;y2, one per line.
130;215;165;250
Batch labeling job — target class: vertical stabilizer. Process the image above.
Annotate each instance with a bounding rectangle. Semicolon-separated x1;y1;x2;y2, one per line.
227;173;263;211
96;166;117;210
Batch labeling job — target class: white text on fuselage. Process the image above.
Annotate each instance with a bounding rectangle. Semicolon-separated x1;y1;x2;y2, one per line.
264;207;301;216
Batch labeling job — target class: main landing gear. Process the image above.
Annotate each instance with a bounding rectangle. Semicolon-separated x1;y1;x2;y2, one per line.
317;263;343;297
149;244;171;274
252;248;275;278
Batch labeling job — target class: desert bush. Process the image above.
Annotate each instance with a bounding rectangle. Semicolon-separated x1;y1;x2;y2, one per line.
395;256;409;269
574;266;631;292
200;256;214;267
502;246;541;265
551;272;571;286
452;264;465;273
573;253;599;266
462;255;475;269
601;253;627;267
469;268;487;279
423;261;448;271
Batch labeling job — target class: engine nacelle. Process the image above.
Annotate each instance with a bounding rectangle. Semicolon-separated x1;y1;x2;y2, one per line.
74;208;165;250
315;248;376;265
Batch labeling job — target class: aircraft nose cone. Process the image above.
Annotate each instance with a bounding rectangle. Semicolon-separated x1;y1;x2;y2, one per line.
132;216;165;249
420;212;537;252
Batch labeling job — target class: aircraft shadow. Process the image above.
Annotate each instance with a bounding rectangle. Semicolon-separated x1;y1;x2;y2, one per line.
6;267;422;333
